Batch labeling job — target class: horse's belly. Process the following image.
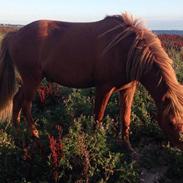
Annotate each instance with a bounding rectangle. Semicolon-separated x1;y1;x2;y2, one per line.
44;62;94;88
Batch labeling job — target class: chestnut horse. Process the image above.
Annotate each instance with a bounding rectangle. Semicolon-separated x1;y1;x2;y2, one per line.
0;13;183;151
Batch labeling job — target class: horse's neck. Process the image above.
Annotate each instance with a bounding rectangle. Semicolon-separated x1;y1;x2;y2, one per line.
140;69;168;108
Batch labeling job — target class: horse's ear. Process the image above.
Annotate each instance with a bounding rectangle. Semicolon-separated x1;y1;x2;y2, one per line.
161;95;177;122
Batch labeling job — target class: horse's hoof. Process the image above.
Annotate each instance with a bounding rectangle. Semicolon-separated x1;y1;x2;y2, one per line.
32;129;39;138
94;121;104;131
126;147;140;161
131;150;140;161
97;124;105;131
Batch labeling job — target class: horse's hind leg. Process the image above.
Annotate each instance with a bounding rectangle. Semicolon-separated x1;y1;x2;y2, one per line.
94;85;116;128
119;82;137;152
21;79;41;138
12;88;24;129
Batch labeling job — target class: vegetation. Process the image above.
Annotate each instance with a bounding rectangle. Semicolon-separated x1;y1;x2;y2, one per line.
0;29;183;183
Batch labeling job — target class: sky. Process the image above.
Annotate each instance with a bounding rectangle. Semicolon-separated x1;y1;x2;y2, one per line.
0;0;183;30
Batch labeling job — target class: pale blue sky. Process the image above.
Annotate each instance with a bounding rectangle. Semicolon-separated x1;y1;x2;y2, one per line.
0;0;183;30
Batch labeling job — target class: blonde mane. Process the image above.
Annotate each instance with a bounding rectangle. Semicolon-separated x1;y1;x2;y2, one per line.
102;12;183;118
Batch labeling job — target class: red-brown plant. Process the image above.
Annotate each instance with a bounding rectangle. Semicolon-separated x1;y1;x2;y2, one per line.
158;34;183;51
48;125;63;182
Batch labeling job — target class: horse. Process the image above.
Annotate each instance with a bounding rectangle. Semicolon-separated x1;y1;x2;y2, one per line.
0;12;183;152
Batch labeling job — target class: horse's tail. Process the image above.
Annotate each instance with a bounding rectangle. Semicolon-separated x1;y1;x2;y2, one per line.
0;32;17;122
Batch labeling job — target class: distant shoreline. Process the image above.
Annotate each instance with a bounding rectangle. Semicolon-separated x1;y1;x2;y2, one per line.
154;30;183;35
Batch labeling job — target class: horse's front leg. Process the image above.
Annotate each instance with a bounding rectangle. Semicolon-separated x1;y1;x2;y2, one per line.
119;82;137;152
94;85;116;128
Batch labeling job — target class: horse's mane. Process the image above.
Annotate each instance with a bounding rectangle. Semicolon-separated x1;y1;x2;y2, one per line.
102;12;183;118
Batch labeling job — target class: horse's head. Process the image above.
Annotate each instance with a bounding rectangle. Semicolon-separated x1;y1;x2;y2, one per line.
159;96;183;150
